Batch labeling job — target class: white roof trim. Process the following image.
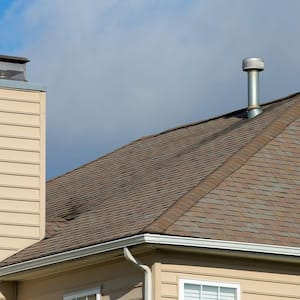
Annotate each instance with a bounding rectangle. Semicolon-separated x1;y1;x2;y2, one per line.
144;234;300;256
0;234;299;277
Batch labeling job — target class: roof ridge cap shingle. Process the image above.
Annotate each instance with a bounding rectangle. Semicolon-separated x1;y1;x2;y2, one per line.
144;93;300;233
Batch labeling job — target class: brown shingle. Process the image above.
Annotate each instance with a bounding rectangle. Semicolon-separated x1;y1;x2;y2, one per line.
147;94;300;234
1;93;300;266
166;115;300;246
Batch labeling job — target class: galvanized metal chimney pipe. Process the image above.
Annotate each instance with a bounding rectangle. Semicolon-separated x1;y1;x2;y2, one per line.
242;57;264;119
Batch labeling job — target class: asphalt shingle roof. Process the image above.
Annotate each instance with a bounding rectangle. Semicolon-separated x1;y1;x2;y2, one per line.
166;117;300;246
1;93;300;266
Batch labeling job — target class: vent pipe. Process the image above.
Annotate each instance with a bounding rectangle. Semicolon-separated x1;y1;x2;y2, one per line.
242;57;264;119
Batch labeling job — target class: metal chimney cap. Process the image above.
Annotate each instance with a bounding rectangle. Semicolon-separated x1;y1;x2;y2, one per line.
0;54;30;81
242;57;264;71
0;55;29;64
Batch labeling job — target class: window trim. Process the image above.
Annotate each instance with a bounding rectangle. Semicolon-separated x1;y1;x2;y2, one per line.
63;287;101;300
179;278;240;300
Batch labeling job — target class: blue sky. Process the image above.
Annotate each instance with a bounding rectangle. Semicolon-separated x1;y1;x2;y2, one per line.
0;0;300;179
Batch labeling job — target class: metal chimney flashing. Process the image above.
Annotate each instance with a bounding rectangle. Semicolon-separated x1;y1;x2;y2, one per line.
242;57;264;119
0;79;46;92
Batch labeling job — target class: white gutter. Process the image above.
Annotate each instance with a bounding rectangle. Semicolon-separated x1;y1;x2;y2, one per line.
0;234;299;277
124;247;152;300
143;234;300;257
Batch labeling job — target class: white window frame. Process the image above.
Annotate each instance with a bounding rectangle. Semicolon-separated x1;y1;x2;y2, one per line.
63;287;101;300
179;278;240;300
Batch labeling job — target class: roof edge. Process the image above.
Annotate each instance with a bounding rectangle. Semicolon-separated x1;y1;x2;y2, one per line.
0;234;300;277
47;92;300;183
144;234;300;257
0;234;146;277
0;79;46;91
133;92;300;140
145;93;300;233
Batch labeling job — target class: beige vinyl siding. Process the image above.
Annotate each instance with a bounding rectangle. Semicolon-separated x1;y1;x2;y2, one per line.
0;211;39;225
0;186;40;200
0;137;40;152
17;257;144;300
0;161;40;176
158;251;300;300
0;111;40;127
0;100;40;115
0;199;39;213
0;236;40;248
0;174;39;188
0;87;45;261
0;125;39;140
0;224;40;238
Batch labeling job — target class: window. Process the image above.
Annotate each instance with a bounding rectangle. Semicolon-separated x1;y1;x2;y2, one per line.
179;279;240;300
63;288;101;300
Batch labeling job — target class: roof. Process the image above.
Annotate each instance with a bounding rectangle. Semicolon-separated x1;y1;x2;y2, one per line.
1;93;300;267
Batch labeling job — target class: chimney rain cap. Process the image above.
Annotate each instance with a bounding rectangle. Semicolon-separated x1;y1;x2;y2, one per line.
0;54;30;81
0;55;30;64
242;57;264;71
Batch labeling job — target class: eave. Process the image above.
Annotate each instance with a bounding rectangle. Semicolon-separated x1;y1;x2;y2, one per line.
0;234;299;279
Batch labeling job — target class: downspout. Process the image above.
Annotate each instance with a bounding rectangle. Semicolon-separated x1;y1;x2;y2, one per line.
123;247;152;300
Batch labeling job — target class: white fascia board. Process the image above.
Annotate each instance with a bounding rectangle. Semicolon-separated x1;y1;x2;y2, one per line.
0;234;146;277
0;79;46;91
0;234;299;277
143;234;300;257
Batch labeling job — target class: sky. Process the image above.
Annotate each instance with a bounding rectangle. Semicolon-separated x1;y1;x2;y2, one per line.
0;0;300;179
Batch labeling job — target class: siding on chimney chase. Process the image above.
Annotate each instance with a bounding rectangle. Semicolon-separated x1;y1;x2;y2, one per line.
0;86;45;261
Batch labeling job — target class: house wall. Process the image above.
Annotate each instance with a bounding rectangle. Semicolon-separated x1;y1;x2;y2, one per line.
0;282;16;300
15;256;146;300
155;250;300;300
0;87;46;261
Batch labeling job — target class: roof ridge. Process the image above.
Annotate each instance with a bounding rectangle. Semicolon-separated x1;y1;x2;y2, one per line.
144;94;300;233
47;111;246;183
142;92;300;137
47;92;300;183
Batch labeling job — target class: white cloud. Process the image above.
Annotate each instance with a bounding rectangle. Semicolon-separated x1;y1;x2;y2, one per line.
1;0;300;178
